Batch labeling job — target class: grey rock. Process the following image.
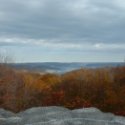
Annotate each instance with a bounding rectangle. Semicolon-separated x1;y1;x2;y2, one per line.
0;106;125;125
0;109;15;118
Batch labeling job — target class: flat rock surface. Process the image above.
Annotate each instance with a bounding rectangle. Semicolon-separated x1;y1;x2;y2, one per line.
0;106;125;125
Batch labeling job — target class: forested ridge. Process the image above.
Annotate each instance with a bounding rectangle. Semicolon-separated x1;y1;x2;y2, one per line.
0;64;125;116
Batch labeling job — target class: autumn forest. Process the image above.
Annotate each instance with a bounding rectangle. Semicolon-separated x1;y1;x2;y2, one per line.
0;64;125;116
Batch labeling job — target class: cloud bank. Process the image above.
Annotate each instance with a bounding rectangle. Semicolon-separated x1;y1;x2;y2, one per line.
0;0;125;62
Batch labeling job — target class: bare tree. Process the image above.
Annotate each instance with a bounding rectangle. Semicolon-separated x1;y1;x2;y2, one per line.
0;53;13;63
0;50;14;78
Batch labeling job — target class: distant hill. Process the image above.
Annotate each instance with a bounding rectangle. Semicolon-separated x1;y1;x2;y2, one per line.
10;62;125;74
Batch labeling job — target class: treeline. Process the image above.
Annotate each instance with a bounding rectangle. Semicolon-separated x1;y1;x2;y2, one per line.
0;64;125;116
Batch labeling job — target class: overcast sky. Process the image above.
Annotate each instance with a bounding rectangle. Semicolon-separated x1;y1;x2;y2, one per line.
0;0;125;62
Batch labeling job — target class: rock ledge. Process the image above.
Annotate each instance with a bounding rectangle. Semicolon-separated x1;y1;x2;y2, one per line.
0;106;125;125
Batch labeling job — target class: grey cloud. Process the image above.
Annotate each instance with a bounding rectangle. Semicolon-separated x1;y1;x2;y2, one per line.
0;0;125;46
